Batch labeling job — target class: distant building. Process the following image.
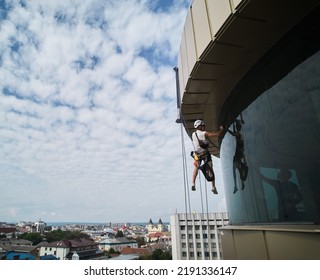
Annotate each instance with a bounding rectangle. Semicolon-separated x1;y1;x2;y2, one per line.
17;221;27;227
0;238;38;260
146;218;168;233
170;212;229;260
0;238;32;246
2;251;36;260
39;238;104;260
0;227;16;237
34;219;46;233
98;237;138;252
145;231;171;244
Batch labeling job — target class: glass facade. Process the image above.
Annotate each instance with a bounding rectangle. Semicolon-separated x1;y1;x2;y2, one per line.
220;8;320;224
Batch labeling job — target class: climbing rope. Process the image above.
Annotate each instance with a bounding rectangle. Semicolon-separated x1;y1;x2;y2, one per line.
175;67;213;259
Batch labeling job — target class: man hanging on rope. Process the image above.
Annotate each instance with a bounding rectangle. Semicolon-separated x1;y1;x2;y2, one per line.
191;120;224;194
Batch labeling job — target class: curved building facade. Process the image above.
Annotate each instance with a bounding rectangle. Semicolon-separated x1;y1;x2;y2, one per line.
178;0;320;259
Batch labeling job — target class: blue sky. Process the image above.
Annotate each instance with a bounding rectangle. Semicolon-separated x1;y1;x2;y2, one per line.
0;0;226;223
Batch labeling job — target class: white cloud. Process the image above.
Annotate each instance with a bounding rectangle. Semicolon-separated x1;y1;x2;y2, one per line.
0;0;227;223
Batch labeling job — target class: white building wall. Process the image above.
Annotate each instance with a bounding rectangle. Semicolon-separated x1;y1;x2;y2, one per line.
99;240;138;252
39;246;69;260
170;212;229;260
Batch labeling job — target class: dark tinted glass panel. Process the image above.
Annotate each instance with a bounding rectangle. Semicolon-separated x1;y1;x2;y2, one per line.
220;9;320;224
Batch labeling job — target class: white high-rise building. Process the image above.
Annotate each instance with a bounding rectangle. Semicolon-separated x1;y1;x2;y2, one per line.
34;219;46;233
170;212;229;260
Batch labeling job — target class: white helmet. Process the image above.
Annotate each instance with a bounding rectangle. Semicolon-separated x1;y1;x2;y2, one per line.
194;119;204;129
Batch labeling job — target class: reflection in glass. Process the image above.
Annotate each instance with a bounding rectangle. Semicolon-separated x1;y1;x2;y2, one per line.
220;12;320;224
227;118;248;194
258;168;304;221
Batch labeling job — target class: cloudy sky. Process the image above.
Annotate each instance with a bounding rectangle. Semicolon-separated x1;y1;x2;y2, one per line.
0;0;226;223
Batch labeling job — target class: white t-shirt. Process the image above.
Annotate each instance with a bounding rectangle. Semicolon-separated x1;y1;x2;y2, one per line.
192;130;209;154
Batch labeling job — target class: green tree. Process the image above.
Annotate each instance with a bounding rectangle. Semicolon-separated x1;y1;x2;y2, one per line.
134;237;145;248
151;249;172;260
18;232;43;245
44;229;65;242
105;248;121;258
45;230;91;243
139;249;172;260
109;248;120;254
115;230;124;238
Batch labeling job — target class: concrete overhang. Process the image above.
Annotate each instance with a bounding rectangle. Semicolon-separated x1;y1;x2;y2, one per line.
178;0;320;157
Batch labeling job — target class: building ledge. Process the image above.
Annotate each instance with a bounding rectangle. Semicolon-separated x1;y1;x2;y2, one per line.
220;224;320;233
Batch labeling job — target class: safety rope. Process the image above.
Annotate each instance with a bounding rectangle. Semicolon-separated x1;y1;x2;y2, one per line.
179;121;192;212
178;118;191;259
175;68;214;260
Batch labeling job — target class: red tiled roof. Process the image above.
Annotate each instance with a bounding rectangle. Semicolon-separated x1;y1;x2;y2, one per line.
121;247;152;256
147;232;162;238
0;227;16;233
